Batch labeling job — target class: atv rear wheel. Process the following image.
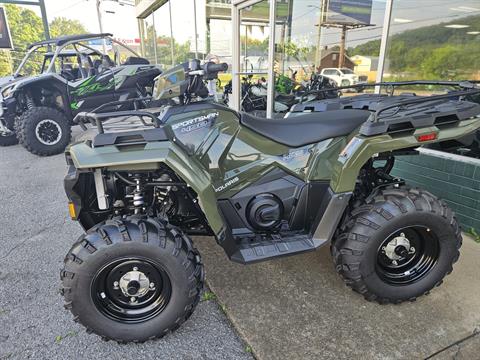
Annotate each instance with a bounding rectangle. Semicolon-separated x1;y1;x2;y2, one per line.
16;106;71;156
332;186;462;304
0;115;18;146
61;218;204;343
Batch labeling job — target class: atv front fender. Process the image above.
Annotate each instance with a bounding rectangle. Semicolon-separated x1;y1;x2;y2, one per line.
331;118;480;193
68;141;225;234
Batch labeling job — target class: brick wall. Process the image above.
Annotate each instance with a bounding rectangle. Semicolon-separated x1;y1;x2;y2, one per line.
391;149;480;232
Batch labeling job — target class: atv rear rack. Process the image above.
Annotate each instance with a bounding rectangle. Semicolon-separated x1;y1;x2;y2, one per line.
318;80;478;95
360;88;480;136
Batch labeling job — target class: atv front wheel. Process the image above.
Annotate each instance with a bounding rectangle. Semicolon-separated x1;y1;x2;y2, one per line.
61;218;204;342
16;107;71;156
332;186;461;304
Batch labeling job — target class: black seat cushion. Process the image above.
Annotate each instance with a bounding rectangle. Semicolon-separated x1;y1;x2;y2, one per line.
240;109;371;147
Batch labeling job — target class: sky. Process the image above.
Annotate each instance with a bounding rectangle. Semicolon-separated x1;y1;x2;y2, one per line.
19;0;480;50
31;0;139;39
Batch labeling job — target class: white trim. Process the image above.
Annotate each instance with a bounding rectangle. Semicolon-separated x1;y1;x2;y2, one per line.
375;0;393;93
266;0;276;118
418;147;480;166
231;3;241;111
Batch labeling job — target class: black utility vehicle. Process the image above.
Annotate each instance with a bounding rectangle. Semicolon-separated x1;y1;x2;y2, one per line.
0;33;160;156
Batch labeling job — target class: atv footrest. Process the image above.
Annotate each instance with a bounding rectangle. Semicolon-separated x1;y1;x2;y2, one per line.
230;233;326;264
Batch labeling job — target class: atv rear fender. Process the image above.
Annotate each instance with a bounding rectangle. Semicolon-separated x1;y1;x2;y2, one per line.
68;140;225;234
331;118;480;193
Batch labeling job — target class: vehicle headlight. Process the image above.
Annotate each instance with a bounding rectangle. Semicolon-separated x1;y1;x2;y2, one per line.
1;84;16;99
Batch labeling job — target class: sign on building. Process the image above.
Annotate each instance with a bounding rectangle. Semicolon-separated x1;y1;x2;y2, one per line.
0;7;13;49
327;0;373;25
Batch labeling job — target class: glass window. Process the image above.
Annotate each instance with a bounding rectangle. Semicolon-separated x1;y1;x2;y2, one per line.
141;13;157;64
384;0;480;90
153;3;174;67
271;0;387;115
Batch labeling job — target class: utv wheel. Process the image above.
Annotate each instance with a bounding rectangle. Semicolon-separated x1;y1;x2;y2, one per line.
332;186;462;304
61;218;204;342
0;116;18;146
16;106;71;156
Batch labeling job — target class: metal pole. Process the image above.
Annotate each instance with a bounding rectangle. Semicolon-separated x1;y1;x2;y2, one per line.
151;10;158;64
314;0;329;71
266;0;277;118
96;0;107;53
193;0;198;59
38;0;50;39
231;4;240;111
168;0;175;66
339;25;346;68
375;0;393;93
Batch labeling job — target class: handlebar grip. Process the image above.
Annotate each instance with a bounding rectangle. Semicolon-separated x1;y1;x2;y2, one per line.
204;62;228;73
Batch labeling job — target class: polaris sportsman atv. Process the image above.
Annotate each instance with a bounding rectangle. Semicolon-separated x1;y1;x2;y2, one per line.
0;33;160;155
61;59;480;342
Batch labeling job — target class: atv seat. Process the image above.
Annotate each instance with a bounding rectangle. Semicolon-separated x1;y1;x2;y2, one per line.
240;109;371;147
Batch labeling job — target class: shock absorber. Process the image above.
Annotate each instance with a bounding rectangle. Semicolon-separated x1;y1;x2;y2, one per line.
131;175;145;214
26;94;35;109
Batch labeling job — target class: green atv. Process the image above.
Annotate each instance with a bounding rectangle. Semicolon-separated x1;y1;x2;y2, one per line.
0;33;160;156
61;59;480;342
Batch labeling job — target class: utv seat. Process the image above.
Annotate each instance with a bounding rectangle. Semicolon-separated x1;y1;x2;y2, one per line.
240;109;371;147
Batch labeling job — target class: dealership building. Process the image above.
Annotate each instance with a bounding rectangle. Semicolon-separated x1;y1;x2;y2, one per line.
134;0;480;232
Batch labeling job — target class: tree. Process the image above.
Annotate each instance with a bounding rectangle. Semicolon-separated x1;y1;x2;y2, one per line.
0;5;89;77
50;17;87;38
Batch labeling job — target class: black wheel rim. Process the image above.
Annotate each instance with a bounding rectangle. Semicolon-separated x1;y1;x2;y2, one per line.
35;119;62;145
376;226;440;285
91;257;172;323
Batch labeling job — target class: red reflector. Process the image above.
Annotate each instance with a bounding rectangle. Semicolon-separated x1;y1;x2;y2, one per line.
417;133;437;142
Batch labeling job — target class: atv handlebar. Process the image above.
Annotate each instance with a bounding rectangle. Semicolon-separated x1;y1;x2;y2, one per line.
186;61;228;80
203;62;228;74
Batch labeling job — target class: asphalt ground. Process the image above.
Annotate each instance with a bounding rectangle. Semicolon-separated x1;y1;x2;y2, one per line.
0;138;252;360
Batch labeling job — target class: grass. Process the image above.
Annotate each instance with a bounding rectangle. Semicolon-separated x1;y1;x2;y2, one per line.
55;331;78;343
467;228;480;243
201;291;217;302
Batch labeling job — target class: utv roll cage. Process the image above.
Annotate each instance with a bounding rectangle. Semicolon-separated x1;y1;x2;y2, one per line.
14;33;142;78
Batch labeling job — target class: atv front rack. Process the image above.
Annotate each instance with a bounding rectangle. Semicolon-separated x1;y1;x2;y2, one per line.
73;97;160;134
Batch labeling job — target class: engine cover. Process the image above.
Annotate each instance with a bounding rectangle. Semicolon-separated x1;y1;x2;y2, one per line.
246;194;283;230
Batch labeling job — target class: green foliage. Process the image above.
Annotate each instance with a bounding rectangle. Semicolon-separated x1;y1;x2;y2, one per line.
50;17;87;38
201;291;216;301
142;25;193;67
0;5;88;77
349;14;480;80
467;228;480;243
54;330;78;343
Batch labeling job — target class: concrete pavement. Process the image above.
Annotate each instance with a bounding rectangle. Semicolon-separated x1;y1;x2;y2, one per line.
195;234;480;360
0;143;252;360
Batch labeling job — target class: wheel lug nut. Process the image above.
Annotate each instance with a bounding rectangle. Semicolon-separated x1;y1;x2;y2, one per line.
130;297;136;303
133;267;138;271
392;260;398;266
149;282;155;288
